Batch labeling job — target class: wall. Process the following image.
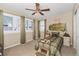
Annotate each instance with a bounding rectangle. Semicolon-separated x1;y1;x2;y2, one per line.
73;4;79;56
4;17;33;49
4;32;33;49
4;32;20;49
26;32;33;42
4;32;34;49
47;11;73;45
76;5;79;55
73;14;77;49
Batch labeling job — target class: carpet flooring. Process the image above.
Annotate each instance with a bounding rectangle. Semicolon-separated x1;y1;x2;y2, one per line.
4;40;76;56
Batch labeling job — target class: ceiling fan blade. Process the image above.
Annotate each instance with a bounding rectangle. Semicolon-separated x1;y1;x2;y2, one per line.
25;8;35;11
41;9;50;11
39;12;44;15
32;12;36;15
36;3;40;10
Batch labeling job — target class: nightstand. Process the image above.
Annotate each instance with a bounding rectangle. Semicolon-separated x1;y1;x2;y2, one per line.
63;32;71;46
63;37;71;46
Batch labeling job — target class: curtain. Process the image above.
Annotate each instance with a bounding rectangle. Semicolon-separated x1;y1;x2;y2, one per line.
33;19;36;40
38;20;40;38
20;16;26;44
44;19;47;38
0;10;4;55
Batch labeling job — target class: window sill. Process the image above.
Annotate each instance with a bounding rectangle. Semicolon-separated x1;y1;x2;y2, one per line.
25;30;33;32
4;31;20;34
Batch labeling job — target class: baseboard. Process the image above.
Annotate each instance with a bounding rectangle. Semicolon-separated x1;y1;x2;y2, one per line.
26;39;33;42
4;43;20;49
4;39;33;49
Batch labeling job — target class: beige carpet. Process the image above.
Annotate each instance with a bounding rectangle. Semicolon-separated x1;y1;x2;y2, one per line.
4;40;76;56
61;46;76;56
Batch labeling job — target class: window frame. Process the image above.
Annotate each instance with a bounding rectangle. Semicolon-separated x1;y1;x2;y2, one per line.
40;20;45;32
25;18;33;32
3;13;20;33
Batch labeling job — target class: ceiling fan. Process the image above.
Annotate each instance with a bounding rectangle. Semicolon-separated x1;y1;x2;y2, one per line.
25;3;50;15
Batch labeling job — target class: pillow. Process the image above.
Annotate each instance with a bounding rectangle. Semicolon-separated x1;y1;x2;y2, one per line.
51;32;60;37
59;31;64;37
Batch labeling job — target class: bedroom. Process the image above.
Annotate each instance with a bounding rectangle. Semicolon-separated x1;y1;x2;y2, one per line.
0;3;79;56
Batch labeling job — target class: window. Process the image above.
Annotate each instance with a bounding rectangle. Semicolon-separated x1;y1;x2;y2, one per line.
3;13;20;32
40;20;45;31
25;18;33;32
4;16;13;31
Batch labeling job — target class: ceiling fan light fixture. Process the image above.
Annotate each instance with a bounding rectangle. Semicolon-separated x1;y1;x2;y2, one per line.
25;3;50;15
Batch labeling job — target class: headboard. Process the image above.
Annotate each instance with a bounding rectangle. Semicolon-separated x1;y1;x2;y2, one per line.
49;23;65;32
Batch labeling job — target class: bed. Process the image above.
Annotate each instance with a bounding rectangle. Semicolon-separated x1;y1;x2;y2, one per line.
35;23;65;56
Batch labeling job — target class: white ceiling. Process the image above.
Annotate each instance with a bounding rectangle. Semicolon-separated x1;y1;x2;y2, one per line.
0;3;74;19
